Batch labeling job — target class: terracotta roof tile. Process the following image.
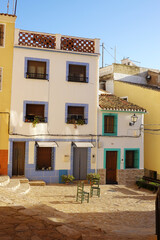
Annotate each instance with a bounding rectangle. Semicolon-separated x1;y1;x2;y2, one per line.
0;13;16;17
99;94;147;112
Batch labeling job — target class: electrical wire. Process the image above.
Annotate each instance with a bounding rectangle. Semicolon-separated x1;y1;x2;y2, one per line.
10;132;141;138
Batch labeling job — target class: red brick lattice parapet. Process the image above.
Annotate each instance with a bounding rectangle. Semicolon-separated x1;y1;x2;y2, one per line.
18;31;56;49
61;36;95;53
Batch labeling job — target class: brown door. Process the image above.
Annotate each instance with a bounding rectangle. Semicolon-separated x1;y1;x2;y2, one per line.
12;142;25;176
106;151;117;184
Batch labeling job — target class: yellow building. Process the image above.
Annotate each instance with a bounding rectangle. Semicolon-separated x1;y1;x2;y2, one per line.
114;81;160;177
0;14;16;175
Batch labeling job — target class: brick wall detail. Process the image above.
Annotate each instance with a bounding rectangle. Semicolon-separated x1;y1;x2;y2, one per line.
98;169;106;185
117;169;144;185
0;150;8;175
98;168;144;185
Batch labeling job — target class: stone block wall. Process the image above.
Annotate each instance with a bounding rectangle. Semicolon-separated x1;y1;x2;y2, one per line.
117;169;144;185
98;168;144;185
97;169;106;185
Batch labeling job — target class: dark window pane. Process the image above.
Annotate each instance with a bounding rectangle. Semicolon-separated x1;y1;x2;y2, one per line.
68;106;84;115
26;104;44;117
104;116;114;133
68;64;86;82
126;151;134;168
67;106;86;124
0;25;4;46
27;60;47;79
25;104;45;122
37;147;52;170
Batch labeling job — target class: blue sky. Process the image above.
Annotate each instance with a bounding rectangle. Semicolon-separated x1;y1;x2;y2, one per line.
1;0;160;69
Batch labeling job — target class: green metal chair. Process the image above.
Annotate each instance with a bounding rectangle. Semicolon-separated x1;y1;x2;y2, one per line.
76;181;89;203
90;177;100;197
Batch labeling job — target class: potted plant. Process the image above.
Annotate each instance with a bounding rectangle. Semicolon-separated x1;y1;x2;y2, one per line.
87;173;100;184
32;116;40;127
77;119;85;125
61;174;75;184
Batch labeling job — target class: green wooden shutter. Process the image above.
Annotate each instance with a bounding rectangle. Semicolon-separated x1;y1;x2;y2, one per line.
134;150;139;168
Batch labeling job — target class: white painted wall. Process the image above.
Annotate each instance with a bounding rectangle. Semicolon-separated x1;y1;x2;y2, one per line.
10;43;99;172
97;110;144;169
114;73;147;84
10;47;99;136
105;80;114;94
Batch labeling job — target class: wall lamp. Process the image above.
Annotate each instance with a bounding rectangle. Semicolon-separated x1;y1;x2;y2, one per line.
129;114;138;126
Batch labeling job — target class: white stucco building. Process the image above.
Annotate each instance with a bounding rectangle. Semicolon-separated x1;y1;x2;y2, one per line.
97;91;146;185
9;29;100;183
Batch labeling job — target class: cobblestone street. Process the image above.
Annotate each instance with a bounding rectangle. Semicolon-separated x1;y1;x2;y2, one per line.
0;182;156;240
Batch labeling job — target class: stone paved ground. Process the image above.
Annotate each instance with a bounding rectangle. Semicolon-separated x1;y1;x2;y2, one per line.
0;183;157;240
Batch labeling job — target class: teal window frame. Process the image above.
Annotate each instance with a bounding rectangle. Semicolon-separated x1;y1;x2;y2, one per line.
102;113;118;136
104;148;121;170
124;148;140;169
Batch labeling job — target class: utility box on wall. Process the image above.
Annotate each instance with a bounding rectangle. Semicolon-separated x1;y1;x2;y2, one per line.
64;155;70;162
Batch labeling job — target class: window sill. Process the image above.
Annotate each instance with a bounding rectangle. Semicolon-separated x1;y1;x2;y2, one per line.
26;77;49;81
67;80;88;83
125;168;139;170
24;121;47;124
102;133;117;136
36;169;54;171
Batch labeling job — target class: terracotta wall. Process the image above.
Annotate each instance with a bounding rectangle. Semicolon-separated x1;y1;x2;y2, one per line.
0;150;8;175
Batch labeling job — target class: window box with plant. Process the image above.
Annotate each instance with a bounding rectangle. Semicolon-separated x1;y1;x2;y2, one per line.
24;102;48;127
87;173;100;183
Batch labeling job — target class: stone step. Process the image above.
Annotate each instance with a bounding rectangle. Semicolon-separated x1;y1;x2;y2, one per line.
29;180;46;186
16;183;30;195
11;176;29;183
0;175;10;186
4;179;20;191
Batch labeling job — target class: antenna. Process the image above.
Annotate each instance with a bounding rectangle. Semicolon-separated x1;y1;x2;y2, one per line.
14;0;17;15
7;0;9;14
114;45;116;63
102;43;104;68
12;0;15;15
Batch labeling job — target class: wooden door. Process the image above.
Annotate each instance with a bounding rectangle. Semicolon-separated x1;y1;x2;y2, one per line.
73;148;88;180
106;151;117;184
12;142;25;176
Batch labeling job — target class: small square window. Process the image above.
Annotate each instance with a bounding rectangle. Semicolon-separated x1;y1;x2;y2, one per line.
66;61;89;83
24;102;48;123
67;106;86;124
68;64;87;82
26;60;47;79
25;58;49;80
36;147;54;171
0;25;4;47
125;150;139;169
65;103;88;125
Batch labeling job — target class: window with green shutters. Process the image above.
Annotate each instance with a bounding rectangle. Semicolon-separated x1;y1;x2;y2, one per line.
125;149;139;169
102;113;118;136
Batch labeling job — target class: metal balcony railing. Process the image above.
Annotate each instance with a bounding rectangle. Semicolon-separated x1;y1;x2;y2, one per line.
68;75;88;83
26;72;48;80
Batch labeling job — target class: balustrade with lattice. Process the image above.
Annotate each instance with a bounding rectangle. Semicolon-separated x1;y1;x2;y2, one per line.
16;29;99;54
